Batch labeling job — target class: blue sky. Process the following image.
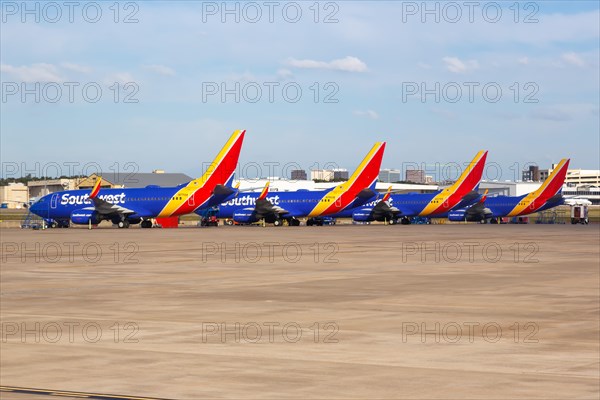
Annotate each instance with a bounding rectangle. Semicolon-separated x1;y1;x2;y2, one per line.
1;1;599;180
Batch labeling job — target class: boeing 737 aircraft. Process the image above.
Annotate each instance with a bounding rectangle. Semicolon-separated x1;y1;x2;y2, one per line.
448;159;570;223
211;142;386;226
29;130;246;228
344;150;488;224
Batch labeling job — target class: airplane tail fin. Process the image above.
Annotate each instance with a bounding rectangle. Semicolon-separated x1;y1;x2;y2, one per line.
90;177;102;199
196;129;245;187
345;142;386;192
531;159;570;201
446;150;488;194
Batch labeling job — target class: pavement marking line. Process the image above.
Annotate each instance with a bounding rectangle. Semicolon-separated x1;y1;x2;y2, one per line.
0;386;173;400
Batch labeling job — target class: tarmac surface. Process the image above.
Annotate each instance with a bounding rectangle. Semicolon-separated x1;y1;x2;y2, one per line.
1;224;599;399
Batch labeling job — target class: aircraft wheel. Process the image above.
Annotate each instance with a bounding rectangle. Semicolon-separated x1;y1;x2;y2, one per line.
141;220;152;228
118;220;130;229
225;219;234;226
389;219;397;225
273;219;282;227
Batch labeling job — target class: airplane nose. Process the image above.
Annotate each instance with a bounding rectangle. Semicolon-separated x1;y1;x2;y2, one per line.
30;200;41;215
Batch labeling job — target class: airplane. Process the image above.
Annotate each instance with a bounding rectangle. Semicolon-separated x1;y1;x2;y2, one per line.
341;150;488;224
29;130;246;228
448;158;570;224
211;142;386;226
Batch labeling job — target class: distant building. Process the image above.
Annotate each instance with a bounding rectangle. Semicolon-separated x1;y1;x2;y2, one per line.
333;169;349;181
290;169;307;180
77;171;193;189
28;178;78;199
539;165;600;186
379;169;401;183
565;169;600;186
425;175;434;184
522;165;541;182
405;169;425;184
311;169;334;181
0;182;29;208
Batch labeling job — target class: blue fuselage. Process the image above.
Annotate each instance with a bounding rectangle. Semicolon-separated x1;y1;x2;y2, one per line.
215;188;377;219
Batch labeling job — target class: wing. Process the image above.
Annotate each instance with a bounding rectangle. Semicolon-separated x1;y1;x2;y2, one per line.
89;178;138;217
371;200;401;219
252;183;290;218
254;198;290;219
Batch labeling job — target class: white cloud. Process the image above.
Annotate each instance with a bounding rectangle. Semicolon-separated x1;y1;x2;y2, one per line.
354;110;379;119
442;57;479;73
0;63;63;82
276;68;294;80
143;64;176;76
561;52;586;67
285;56;368;72
61;62;92;74
518;57;529;65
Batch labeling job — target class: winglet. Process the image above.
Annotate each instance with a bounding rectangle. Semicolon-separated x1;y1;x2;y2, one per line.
382;186;393;202
258;182;270;200
90;177;102;199
480;189;489;203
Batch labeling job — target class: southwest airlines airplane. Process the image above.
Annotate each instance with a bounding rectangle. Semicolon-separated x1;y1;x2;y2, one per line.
346;150;488;224
212;142;386;226
448;159;570;223
29;130;246;228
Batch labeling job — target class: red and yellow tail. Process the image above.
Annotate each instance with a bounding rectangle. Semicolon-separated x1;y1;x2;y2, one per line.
308;142;386;217
419;150;488;216
157;130;246;217
508;159;570;216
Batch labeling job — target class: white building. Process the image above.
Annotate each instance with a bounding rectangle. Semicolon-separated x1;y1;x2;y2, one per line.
0;183;29;208
236;178;438;194
310;169;335;181
540;165;600;186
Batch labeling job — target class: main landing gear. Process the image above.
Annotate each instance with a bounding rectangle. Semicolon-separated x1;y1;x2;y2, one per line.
141;220;153;228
